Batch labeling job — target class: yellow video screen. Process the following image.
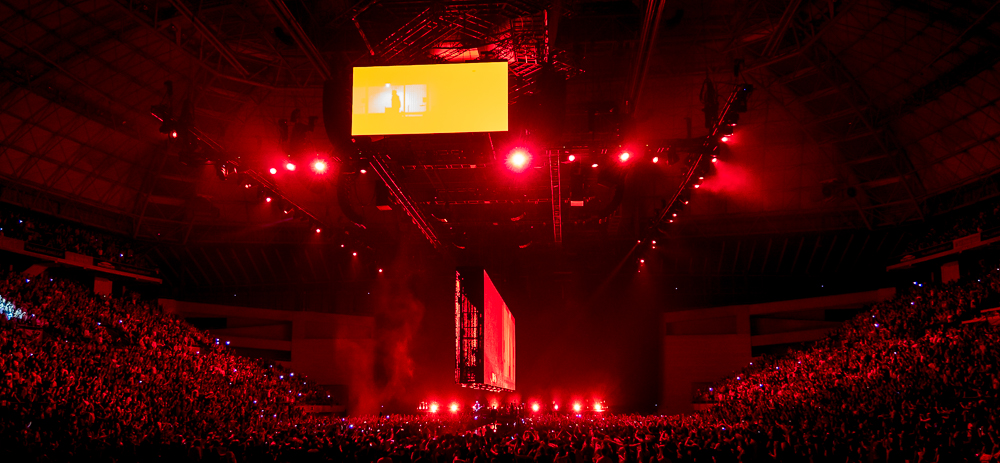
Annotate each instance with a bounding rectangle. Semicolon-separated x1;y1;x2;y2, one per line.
351;62;508;136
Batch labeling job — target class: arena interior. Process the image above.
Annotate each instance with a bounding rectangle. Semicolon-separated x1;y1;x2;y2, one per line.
3;0;1000;461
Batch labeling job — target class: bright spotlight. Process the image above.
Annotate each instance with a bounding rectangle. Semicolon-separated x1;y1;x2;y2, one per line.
312;160;327;173
360;169;367;174
720;136;730;143
352;252;357;257
591;163;599;168
265;197;272;203
285;162;296;171
618;151;630;162
567;154;576;162
269;167;278;175
711;157;718;163
507;149;530;172
531;403;540;412
554;404;559;410
594;403;603;412
572;403;582;412
652;156;659;163
315;228;322;233
429;403;439;413
169;130;178;139
378;268;383;273
449;403;459;413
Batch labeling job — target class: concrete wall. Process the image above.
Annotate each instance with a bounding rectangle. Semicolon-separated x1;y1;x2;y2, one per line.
160;299;375;414
660;288;895;415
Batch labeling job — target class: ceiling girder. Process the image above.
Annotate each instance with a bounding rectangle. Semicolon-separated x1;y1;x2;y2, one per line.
164;0;250;76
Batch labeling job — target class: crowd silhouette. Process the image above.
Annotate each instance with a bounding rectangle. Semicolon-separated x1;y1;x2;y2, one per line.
903;200;1000;255
2;260;1000;461
0;205;152;270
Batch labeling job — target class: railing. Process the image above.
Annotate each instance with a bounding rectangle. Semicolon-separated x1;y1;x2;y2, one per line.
888;225;1000;270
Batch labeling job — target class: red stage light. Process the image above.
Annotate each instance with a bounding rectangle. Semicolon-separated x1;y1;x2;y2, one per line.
711;157;718;163
594;403;603;412
169;130;178;139
507;149;530;172
285;162;296;171
315;228;322;233
567;154;576;162
591;163;599;168
640;259;645;263
378;268;383;273
360;169;367;174
312;160;327;173
720;136;730;142
269;167;278;175
265;197;272;203
652;156;659;163
352;252;357;257
449;403;459;413
572;403;582;412
694;184;701;189
618;151;630;162
429;403;439;413
531;403;540;412
554;404;559;410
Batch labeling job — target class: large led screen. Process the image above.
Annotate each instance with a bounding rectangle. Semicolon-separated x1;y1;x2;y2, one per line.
351;62;508;136
455;267;515;392
482;272;516;391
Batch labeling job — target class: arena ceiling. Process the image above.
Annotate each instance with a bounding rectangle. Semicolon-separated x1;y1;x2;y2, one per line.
1;0;1000;291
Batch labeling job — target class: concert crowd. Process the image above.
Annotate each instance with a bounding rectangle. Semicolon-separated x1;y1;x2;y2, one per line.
0;205;151;269
1;262;1000;461
903;198;1000;254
